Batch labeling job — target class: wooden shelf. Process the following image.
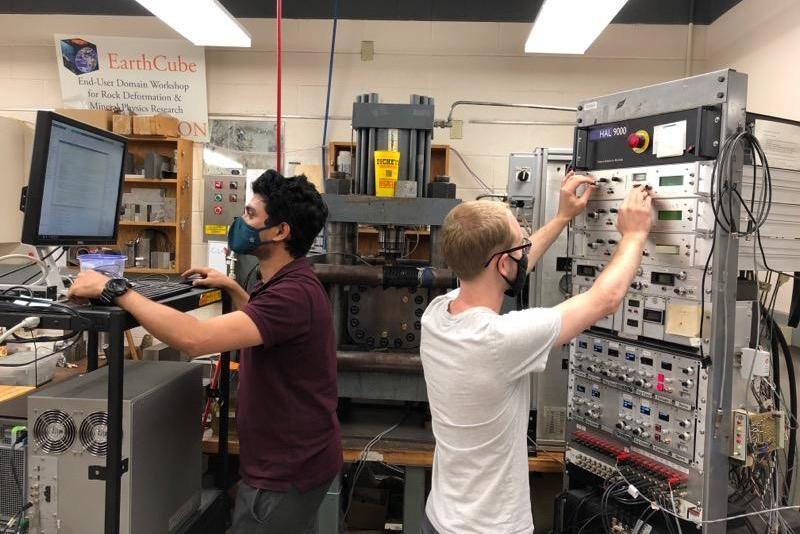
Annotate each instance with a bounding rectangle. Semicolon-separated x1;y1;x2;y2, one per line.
119;221;177;227
125;136;183;142
120;137;193;273
125;267;178;275
124;177;178;184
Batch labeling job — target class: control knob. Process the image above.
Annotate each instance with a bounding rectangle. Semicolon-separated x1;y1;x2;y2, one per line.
630;281;648;291
678;432;691;441
634;378;650;388
674;287;688;296
516;169;530;182
678;419;692;429
676;271;688;281
681;379;694;388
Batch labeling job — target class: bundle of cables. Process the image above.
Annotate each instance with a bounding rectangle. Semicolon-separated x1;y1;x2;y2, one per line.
703;125;800;523
0;294;88;365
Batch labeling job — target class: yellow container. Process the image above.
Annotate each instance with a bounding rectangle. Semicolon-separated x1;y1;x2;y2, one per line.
374;150;400;197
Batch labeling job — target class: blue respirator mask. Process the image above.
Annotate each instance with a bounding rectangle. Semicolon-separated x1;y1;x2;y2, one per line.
227;217;277;255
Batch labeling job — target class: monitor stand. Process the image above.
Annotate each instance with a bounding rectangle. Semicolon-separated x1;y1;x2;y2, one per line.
37;246;66;297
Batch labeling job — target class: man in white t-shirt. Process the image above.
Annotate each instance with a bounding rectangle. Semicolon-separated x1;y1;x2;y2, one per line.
420;173;654;534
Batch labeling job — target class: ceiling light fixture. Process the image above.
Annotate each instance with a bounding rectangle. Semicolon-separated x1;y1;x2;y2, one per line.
524;0;628;54
135;0;251;47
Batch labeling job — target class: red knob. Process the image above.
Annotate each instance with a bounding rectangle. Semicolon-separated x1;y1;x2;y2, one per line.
214;206;223;215
628;133;645;149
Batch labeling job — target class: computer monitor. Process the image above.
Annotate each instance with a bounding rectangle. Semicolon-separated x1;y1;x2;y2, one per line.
20;111;127;246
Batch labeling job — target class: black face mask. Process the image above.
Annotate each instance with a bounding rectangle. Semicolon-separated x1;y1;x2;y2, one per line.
500;252;529;298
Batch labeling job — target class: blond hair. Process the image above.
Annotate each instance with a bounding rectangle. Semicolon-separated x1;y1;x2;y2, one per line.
440;201;515;280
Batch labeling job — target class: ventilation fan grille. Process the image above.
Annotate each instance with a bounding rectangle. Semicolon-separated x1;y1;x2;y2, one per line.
33;410;75;454
79;411;108;456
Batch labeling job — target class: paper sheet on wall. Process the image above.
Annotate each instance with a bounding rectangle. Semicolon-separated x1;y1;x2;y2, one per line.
653;120;687;158
753;119;800;172
207;241;227;272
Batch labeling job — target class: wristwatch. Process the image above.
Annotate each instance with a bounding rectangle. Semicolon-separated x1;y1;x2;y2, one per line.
100;278;132;304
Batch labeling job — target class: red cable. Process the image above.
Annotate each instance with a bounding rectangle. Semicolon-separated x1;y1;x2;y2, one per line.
201;357;222;433
276;0;282;171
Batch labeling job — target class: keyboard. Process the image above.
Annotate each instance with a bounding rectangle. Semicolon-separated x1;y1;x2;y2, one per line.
131;281;193;301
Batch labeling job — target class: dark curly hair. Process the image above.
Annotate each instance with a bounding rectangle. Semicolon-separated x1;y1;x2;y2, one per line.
251;170;328;258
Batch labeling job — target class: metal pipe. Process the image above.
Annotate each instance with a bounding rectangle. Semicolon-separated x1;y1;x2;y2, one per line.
408;128;418;189
442;100;577;126
429;227;445;268
337;350;423;373
366;94;377;195
361;94;370;194
685;0;696;77
416;100;426;198
325;222;356;345
313;263;456;289
468;119;574;126
423;96;433;197
355;95;364;194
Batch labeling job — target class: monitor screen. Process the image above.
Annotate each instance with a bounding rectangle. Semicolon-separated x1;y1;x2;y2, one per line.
21;111;127;246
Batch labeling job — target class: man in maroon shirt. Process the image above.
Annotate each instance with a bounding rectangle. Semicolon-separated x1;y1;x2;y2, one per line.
69;170;342;533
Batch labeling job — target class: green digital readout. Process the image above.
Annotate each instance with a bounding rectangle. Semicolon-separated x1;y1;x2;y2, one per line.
659;175;683;186
658;210;682;221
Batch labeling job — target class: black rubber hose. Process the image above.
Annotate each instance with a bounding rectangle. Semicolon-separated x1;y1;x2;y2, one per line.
771;320;782;409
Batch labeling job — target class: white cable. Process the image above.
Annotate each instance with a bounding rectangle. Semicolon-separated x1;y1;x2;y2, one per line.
448;146;493;193
617;465;800;525
0;317;40;345
0;254;48;285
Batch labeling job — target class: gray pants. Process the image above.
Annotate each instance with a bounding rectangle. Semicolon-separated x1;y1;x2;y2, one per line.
229;479;331;534
420;511;440;534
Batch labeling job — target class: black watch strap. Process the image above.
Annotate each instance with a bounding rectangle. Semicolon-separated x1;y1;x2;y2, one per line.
100;278;131;304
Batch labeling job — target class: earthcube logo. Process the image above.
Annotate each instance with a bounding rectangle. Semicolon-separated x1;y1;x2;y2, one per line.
60;38;99;75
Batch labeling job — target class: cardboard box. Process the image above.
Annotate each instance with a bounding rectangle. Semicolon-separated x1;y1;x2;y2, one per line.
55;108;113;131
133;114;179;137
112;114;132;136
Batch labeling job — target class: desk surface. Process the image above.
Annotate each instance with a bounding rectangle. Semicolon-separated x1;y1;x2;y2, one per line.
201;435;564;473
0;385;34;403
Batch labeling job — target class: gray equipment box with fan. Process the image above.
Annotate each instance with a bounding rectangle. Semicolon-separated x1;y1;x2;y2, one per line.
26;361;203;534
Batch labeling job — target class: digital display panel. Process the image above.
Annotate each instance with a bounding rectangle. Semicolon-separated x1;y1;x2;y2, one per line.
658;210;682;221
659;175;684;186
651;272;675;286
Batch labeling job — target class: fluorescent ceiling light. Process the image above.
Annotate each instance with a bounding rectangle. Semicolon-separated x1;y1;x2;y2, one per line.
525;0;628;54
135;0;251;47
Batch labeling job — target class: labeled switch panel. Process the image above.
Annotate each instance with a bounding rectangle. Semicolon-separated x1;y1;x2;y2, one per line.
203;170;245;242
